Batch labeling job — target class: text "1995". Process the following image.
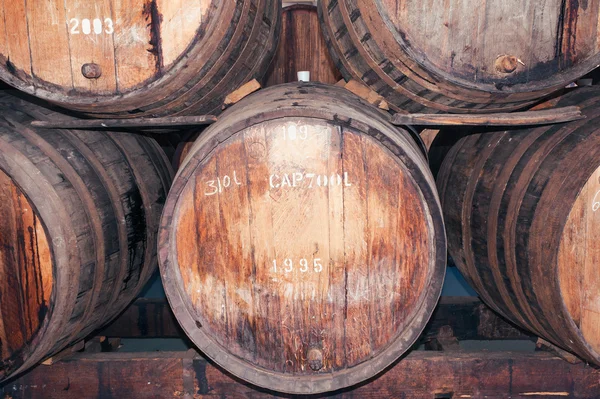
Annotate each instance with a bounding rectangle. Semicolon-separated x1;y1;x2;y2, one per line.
273;258;323;273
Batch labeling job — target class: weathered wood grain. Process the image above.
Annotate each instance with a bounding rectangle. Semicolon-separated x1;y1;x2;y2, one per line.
392;107;584;127
318;0;600;114
0;0;281;118
2;350;600;398
111;0;155;91
158;82;446;394
0;170;52;378
438;86;600;366
66;0;118;94
26;1;72;89
222;79;262;107
30;116;218;129
343;80;391;111
0;92;173;383
263;5;342;86
560;160;600;355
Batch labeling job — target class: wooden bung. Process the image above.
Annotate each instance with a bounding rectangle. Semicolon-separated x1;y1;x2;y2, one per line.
263;5;342;86
158;83;446;394
318;0;600;113
437;86;600;366
0;0;281;118
0;92;173;382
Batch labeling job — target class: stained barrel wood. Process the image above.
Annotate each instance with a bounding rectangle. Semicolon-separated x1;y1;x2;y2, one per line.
158;83;446;394
0;92;173;382
437;86;600;365
263;5;342;86
0;170;52;379
319;0;600;114
0;0;280;118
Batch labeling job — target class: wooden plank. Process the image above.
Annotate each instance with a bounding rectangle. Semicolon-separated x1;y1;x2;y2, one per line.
0;1;7;60
392;107;584;127
158;0;204;69
419;129;440;151
327;125;346;370
527;0;561;77
31;115;217;129
343;80;390;110
2;350;599;398
242;124;283;371
558;176;586;329
365;136;402;351
222;79;262;108
341;133;371;366
215;138;255;357
111;0;156;92
3;0;32;76
26;0;72;89
64;0;118;93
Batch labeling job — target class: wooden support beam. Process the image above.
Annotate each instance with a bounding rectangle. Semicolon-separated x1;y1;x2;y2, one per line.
392;106;584;127
1;350;598;398
30;115;218;130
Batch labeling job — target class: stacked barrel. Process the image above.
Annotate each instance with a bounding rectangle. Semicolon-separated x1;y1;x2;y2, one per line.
0;0;600;395
318;0;600;113
0;0;280;117
0;93;172;381
438;87;600;366
159;83;446;394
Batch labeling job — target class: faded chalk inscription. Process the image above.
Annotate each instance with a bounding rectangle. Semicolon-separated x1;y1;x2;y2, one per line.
204;172;243;196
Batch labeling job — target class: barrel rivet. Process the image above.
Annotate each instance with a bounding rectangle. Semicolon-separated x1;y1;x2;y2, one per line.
82;63;102;79
307;348;323;371
495;55;519;74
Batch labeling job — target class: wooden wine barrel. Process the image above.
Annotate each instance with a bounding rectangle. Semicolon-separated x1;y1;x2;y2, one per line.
0;0;280;118
263;5;342;86
318;0;600;114
437;86;600;365
0;92;173;382
158;83;446;394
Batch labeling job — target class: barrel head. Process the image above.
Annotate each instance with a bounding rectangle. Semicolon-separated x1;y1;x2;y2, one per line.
160;86;445;393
